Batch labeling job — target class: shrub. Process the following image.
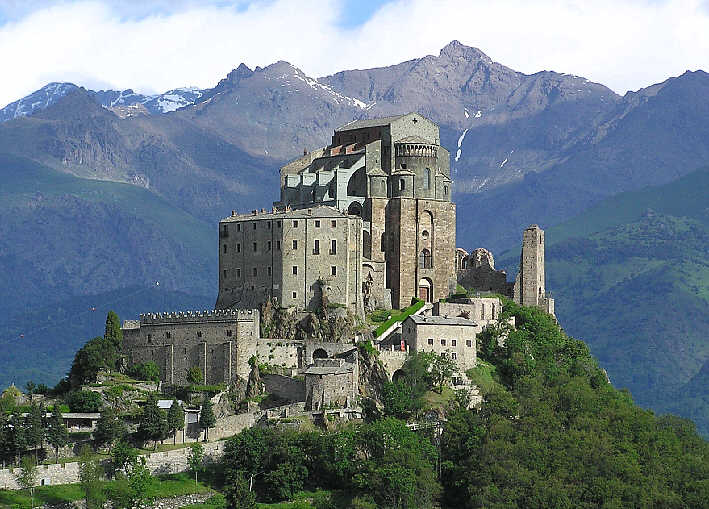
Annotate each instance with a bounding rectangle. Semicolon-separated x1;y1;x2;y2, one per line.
67;390;103;412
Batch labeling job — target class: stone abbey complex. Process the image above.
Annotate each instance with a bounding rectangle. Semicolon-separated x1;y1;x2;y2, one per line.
123;113;554;405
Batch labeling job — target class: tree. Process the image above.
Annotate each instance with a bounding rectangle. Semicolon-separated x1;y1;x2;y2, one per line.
199;398;216;441
104;310;123;351
429;353;457;393
25;403;45;462
79;446;105;509
15;456;38;509
127;458;153;508
46;407;69;463
25;381;36;403
187;366;204;385
94;408;127;449
167;399;185;445
67;390;103;412
138;394;168;449
8;413;28;464
223;471;257;509
382;381;425;420
187;442;204;486
109;441;139;478
68;337;114;387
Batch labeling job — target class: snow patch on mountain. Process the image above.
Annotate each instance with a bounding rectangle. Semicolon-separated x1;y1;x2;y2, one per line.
0;82;77;122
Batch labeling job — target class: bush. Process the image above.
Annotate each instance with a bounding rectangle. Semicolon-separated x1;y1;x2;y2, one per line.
67;390;103;412
127;362;161;382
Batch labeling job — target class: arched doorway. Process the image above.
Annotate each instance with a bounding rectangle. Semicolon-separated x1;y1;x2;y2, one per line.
313;348;328;360
392;369;405;382
347;202;362;216
418;278;432;302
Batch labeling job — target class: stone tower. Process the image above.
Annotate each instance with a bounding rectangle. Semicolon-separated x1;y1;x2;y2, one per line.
514;225;554;315
273;113;457;309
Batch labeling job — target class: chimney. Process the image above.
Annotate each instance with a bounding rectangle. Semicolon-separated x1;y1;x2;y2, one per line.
231;210;235;216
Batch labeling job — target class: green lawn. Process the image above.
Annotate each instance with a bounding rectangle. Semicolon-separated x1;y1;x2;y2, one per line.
0;472;211;509
373;299;425;337
466;360;503;395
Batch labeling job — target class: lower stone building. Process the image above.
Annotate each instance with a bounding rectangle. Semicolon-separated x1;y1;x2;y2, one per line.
304;353;358;411
401;314;479;373
122;309;262;385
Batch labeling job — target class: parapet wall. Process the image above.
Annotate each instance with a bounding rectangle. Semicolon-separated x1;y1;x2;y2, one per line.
138;308;259;325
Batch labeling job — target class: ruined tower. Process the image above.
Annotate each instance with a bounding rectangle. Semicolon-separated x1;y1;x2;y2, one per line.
514;224;554;315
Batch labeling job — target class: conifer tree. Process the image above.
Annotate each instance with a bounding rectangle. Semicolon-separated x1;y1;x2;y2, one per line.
167;399;185;445
46;407;69;463
104;311;123;350
138;394;168;450
26;403;44;462
199;398;216;441
94;407;126;450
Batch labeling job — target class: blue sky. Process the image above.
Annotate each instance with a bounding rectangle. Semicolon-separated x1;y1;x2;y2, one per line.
0;0;708;108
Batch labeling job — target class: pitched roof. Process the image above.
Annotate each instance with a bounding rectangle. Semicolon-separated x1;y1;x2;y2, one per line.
335;114;408;132
406;315;479;326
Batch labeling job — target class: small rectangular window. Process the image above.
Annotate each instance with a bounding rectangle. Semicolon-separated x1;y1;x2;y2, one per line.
166;332;171;339
267;241;272;251
441;339;446;346
253;242;257;252
314;239;320;254
277;241;281;251
226;330;232;337
331;220;337;228
292;266;298;275
237;224;241;232
451;352;457;360
466;340;472;347
293;240;298;250
292;291;297;299
197;331;202;338
268;221;271;229
223;244;227;253
452;339;457;346
268;266;272;276
330;239;337;254
236;268;241;278
315;220;320;227
253;267;257;276
253;222;257;230
427;338;434;345
237;243;241;253
147;334;152;344
331;266;337;276
293;220;299;228
277;221;282;228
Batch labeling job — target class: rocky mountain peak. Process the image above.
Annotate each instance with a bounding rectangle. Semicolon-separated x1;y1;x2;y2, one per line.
439;40;492;64
226;63;254;83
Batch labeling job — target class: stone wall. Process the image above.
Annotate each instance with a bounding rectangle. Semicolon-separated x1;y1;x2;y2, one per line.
0;443;224;490
122;309;260;385
434;298;502;321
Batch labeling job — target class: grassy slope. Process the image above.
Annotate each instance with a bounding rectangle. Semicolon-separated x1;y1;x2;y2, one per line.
0;153;215;388
494;167;709;435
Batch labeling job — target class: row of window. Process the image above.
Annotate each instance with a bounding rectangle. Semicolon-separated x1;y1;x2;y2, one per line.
225;239;338;255
223;265;338;278
230;219;339;233
426;338;473;348
146;329;234;344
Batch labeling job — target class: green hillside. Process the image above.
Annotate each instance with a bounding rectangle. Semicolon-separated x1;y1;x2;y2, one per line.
0;153;216;387
497;168;709;435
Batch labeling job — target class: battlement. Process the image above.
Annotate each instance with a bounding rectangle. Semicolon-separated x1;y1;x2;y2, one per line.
137;308;259;325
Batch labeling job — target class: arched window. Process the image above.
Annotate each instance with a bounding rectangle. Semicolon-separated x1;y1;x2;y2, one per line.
419;248;432;269
424;168;431;189
399;178;405;191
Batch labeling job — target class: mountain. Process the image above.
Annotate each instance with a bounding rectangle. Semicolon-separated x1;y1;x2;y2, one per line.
2;40;709;425
496;168;709;436
0;82;204;122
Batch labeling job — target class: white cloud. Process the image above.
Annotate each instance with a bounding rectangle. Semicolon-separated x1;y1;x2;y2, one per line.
1;0;709;108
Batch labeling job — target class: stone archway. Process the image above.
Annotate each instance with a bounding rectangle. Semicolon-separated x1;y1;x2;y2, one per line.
312;348;328;360
418;277;432;303
392;369;406;382
347;201;362;217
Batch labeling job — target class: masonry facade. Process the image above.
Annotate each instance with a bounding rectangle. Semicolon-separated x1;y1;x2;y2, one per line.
218;113;457;313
